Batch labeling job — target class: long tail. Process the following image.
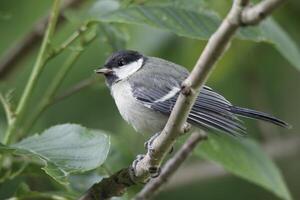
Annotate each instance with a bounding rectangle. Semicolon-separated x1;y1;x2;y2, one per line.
230;106;290;128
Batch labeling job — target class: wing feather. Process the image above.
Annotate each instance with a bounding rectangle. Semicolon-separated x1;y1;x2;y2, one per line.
128;57;288;135
132;83;246;136
129;57;246;136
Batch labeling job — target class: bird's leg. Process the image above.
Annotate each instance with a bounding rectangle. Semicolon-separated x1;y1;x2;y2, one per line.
144;132;160;152
143;132;161;178
130;154;160;182
131;154;144;171
140;123;191;179
144;132;174;155
143;132;175;178
130;154;147;183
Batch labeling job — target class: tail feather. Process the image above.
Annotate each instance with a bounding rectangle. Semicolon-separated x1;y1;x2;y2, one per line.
230;106;291;128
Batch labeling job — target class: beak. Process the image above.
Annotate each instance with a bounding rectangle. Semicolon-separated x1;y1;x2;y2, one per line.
94;67;113;75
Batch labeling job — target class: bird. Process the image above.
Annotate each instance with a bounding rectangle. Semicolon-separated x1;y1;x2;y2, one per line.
95;50;289;176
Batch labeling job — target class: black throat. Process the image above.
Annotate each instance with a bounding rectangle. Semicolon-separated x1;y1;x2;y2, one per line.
105;73;119;88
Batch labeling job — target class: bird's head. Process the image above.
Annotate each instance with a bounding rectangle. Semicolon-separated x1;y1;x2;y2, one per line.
95;50;145;86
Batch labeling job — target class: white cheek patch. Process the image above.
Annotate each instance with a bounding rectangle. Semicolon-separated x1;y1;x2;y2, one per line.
114;58;144;80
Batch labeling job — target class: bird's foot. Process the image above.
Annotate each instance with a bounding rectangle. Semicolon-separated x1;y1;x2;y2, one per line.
148;166;161;178
182;122;191;134
144;132;174;155
130;154;161;182
144;132;161;155
131;154;144;173
130;154;145;182
168;146;174;154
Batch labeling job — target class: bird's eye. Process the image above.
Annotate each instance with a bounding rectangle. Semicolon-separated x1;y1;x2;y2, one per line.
118;59;126;66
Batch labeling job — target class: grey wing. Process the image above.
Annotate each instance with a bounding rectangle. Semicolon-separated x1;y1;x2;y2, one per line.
132;84;246;136
129;58;245;136
188;86;246;136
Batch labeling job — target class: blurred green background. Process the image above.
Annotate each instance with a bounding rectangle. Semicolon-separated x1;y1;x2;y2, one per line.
0;0;299;199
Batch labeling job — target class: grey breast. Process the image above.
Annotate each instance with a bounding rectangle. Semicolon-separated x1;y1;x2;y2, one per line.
111;80;168;135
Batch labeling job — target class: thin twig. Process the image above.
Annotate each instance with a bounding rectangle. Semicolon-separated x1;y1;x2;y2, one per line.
21;32;98;136
2;0;62;145
242;0;286;25
165;135;300;190
0;0;86;79
49;21;97;59
78;0;287;199
53;77;101;104
14;77;99;142
0;93;14;126
134;131;207;200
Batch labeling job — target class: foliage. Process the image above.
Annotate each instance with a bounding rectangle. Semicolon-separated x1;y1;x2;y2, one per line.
1;124;110;185
195;135;291;200
0;0;299;199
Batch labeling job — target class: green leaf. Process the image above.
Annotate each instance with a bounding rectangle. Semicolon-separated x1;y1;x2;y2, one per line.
0;143;14;153
259;18;300;70
90;5;300;69
195;135;292;200
140;0;208;11
0;124;110;185
99;24;128;51
238;19;300;69
13;190;75;200
69;172;104;192
0;177;24;199
93;6;220;40
89;0;120;17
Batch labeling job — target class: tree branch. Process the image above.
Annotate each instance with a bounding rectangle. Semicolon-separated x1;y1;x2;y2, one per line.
53;77;101;104
134;131;207;200
165;135;300;190
79;167;135;200
78;0;287;199
242;0;286;25
0;0;86;79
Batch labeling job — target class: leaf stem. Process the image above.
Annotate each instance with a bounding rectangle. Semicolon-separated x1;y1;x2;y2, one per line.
49;21;96;59
53;77;101;104
22;52;82;135
0;93;14;126
2;0;61;144
21;30;97;136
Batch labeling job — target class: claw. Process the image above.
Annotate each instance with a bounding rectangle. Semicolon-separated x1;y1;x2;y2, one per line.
148;166;161;178
131;154;145;177
182;122;191;134
168;146;174;154
133;132;163;181
145;132;161;154
130;154;157;184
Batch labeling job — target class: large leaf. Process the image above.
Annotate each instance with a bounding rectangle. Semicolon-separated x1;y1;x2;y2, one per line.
89;5;300;69
93;6;220;40
0;124;110;185
195;135;292;200
259;18;300;69
238;19;300;69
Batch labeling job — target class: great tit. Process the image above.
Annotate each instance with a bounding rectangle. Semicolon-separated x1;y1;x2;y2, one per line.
96;50;289;138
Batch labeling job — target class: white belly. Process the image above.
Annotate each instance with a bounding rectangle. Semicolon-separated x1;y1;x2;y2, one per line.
111;81;167;134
